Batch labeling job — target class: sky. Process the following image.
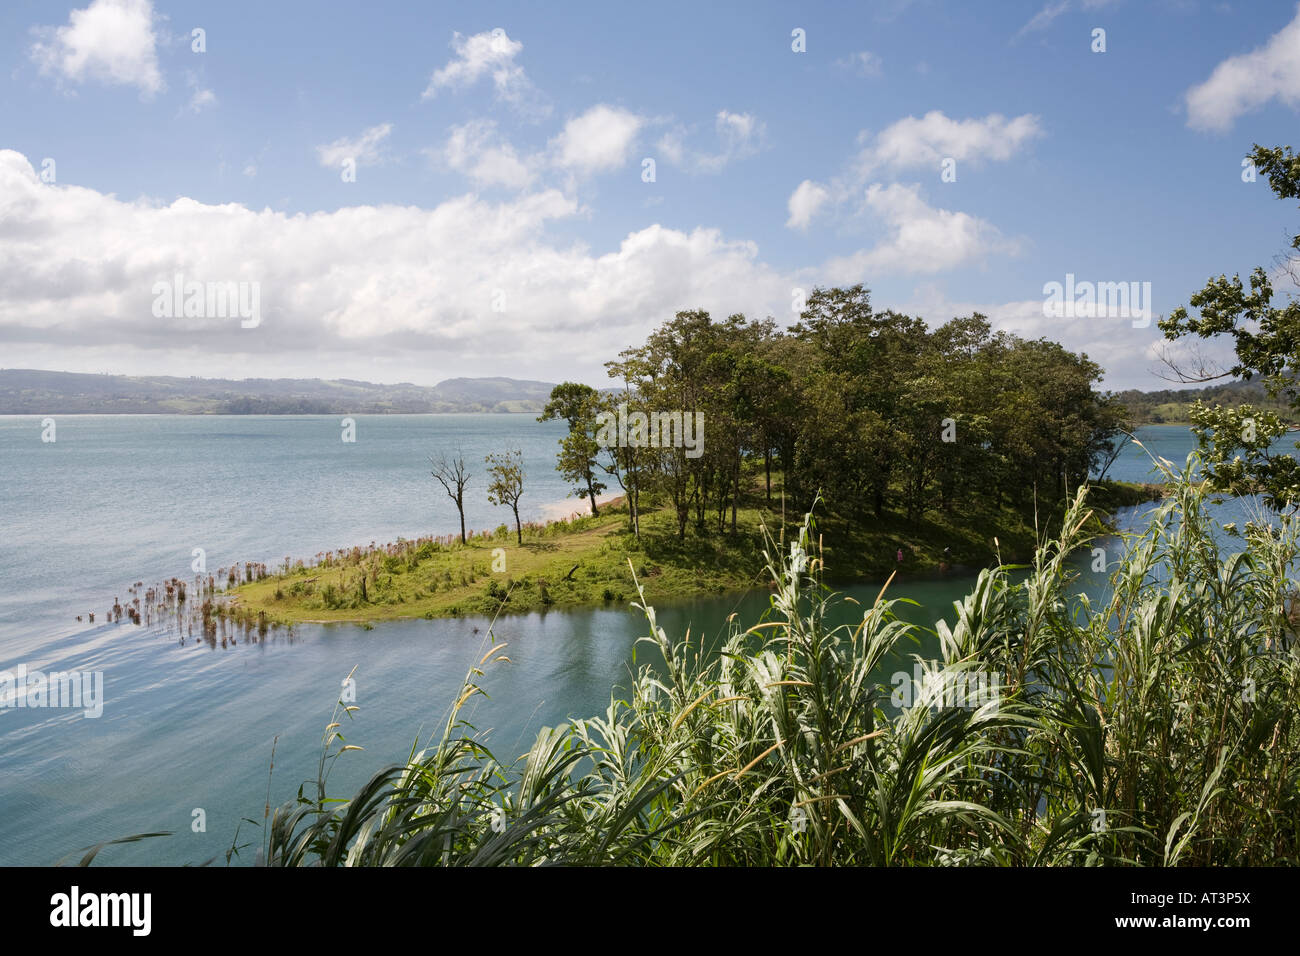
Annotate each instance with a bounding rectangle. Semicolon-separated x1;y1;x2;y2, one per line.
1;0;1299;391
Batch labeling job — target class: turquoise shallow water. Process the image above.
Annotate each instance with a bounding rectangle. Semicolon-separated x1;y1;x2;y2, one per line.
0;419;1266;864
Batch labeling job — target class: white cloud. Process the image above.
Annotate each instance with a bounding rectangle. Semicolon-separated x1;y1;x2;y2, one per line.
785;111;1040;233
185;72;215;113
786;180;830;230
710;110;765;169
820;183;1017;279
316;123;393;169
1014;0;1120;41
1185;4;1300;131
1014;1;1071;39
242;164;257;178
0;149;795;383
658;129;686;166
657;110;766;173
29;0;164;96
430;105;648;190
438;119;537;189
187;87;215;112
422;28;549;118
836;51;883;77
550;105;643;174
856;110;1043;175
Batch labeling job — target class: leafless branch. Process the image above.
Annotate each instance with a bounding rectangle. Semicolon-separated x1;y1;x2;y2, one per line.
430;449;472;543
1150;342;1232;385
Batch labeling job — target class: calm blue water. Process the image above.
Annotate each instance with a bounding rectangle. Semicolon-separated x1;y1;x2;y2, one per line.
0;419;1273;865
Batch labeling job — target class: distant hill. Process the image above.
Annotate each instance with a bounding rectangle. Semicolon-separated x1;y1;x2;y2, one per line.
0;369;558;414
1113;379;1297;425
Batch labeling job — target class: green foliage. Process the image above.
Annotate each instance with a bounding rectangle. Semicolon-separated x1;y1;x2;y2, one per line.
320;583;345;610
1114;380;1295;425
1159;142;1300;508
539;382;607;515
249;466;1299;866
485;448;526;545
1188;401;1300;509
603;288;1126;537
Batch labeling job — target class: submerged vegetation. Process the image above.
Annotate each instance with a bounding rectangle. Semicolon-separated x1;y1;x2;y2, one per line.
244;462;1298;866
85;566;297;651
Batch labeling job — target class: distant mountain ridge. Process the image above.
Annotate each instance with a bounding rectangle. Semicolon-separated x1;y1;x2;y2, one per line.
0;369;557;414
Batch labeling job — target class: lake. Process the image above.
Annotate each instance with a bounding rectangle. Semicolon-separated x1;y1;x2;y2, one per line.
0;417;1251;865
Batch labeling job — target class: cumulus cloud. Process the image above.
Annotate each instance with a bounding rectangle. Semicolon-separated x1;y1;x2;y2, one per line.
437;119;537;189
820;183;1017;279
855;110;1043;175
29;0;164;96
0;149;794;382
786;180;830;230
783;111;1040;233
550;104;643;174
430;105;647;190
422;28;549;118
1185;4;1300;131
316;123;393;169
658;110;766;173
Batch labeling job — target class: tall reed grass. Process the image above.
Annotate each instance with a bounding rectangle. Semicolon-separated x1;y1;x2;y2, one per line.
253;461;1299;866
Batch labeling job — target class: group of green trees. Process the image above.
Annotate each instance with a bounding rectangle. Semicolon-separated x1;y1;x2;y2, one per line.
542;285;1127;537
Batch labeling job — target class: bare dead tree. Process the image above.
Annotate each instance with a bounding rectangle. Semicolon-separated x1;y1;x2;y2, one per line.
431;450;471;544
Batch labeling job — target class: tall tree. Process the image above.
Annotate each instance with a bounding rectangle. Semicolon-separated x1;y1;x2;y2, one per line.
733;353;795;506
485;449;527;545
1159;143;1300;510
430;450;471;544
595;388;647;538
538;382;606;515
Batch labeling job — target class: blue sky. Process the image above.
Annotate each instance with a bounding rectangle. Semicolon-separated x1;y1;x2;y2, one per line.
1;0;1299;389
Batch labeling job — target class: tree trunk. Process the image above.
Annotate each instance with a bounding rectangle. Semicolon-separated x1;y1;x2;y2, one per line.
731;464;739;534
764;448;772;504
458;501;467;544
586;475;599;516
513;505;522;545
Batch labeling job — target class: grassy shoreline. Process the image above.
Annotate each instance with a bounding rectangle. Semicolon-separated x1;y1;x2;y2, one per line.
224;479;1167;626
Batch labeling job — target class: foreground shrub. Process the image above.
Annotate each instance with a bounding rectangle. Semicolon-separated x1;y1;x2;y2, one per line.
254;462;1300;866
